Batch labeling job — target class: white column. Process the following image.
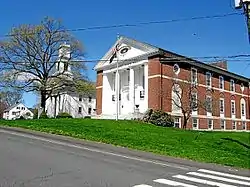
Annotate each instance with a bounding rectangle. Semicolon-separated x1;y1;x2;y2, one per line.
129;68;135;113
115;71;120;118
144;63;148;109
102;74;108;114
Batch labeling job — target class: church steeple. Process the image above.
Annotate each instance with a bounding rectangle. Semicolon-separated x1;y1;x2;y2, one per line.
56;43;71;73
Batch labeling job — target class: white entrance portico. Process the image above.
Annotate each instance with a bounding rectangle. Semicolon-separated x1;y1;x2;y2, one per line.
95;36;156;119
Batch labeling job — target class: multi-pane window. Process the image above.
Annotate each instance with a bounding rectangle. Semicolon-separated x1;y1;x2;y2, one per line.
232;121;236;130
206;72;212;88
230;79;235;92
191;68;197;84
206;96;212;113
88;108;92;115
242;121;246;130
220;98;224;114
192;118;199;129
191;92;198;111
78;107;82;114
219;76;224;90
88;97;92;102
208;119;213;130
79;95;82;102
174;117;181;128
231;100;235;115
241;98;246;117
220;120;225;130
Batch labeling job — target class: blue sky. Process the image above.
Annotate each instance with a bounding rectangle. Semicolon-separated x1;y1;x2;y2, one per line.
0;0;249;107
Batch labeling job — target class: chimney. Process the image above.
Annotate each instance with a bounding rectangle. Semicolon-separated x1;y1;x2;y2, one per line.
209;61;227;70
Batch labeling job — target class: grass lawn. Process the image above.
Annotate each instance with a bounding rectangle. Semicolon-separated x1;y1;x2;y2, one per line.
0;119;249;169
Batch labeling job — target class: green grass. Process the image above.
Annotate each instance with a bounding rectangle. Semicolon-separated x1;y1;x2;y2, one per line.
0;119;249;169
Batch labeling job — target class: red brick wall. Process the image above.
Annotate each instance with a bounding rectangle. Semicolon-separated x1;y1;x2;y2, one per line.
96;71;103;115
147;55;250;130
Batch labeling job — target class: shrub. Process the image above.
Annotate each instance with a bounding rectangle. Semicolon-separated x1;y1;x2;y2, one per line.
142;108;153;122
84;116;91;119
56;112;73;119
143;109;174;127
39;111;48;119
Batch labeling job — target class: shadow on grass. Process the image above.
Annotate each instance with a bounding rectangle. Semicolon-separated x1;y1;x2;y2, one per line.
221;137;250;149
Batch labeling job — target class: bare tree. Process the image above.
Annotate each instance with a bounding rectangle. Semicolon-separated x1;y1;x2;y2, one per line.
171;78;217;129
0;17;89;110
0;90;23;106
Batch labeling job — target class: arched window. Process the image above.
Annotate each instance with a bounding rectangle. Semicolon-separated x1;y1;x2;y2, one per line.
172;84;182;113
240;98;246;118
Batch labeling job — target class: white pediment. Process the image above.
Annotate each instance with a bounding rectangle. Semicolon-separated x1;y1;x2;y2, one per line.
94;36;159;70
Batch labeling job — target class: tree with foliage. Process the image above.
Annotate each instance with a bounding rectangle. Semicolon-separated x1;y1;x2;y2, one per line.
0;17;90;110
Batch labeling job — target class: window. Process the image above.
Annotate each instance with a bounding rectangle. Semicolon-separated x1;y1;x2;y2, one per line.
79;95;82;102
88;108;92;115
242;121;246;130
191;68;197;84
78;107;82;114
88;97;92;102
208;119;213;130
172;84;182;113
219;76;224;90
206;96;212;113
232;121;236;130
220;98;224;114
22;107;25;110
231;100;235;115
206;72;212;88
230;79;235;92
174;117;181;128
192;118;199;129
191;92;198;111
241;98;246;117
17;107;20;109
221;120;226;130
64;62;68;71
12;112;16;115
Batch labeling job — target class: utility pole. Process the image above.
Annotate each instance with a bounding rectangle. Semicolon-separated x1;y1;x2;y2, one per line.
235;0;250;41
115;34;121;121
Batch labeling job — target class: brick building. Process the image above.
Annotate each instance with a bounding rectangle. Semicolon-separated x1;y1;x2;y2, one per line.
94;36;249;131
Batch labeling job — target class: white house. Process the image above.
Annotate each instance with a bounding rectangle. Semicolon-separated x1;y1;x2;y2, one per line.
45;44;96;118
3;103;34;120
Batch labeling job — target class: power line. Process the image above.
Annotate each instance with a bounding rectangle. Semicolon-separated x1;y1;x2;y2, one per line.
1;12;243;38
1;53;250;64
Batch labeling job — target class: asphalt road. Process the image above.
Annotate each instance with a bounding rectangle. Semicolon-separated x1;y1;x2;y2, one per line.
0;128;249;187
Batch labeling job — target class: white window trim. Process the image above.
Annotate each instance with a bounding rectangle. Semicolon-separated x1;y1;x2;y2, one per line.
231;100;236;118
206;95;212;116
219;76;224;90
232;121;237;130
174;117;181;128
206;72;212;88
242;121;247;130
241;98;246;118
192;118;199;130
230;79;235;92
219;98;225;114
191;92;198;115
221;120;226;130
191;68;198;85
208;119;213;130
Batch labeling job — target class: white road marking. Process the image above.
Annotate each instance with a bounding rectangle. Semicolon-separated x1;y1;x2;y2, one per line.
133;185;152;187
154;179;197;187
0;129;188;170
198;169;250;181
173;175;238;187
188;171;250;186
